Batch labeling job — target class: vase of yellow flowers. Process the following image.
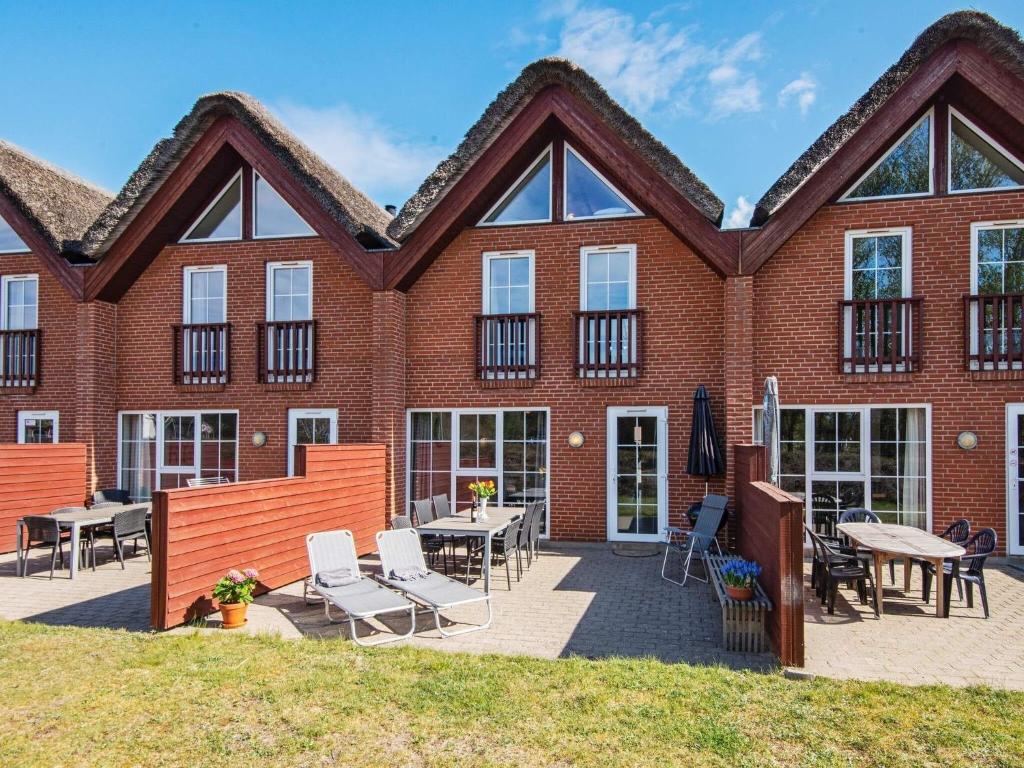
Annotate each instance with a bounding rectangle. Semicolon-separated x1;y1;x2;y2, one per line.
468;480;497;522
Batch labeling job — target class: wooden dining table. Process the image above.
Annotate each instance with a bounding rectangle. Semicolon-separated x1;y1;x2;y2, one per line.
416;506;524;594
837;522;966;618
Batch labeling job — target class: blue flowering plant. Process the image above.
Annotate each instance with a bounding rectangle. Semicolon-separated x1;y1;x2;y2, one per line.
719;558;761;589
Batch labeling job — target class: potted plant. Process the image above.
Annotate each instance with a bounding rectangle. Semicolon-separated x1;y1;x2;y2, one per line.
467;480;497;521
719;558;761;601
212;567;259;629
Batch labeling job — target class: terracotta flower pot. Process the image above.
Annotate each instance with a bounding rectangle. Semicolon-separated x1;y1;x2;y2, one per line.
219;602;248;629
725;585;753;601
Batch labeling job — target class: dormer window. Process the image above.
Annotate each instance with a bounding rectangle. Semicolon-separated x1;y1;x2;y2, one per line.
841;111;933;201
253;172;315;238
564;145;640;220
949;108;1024;194
0;214;29;254
480;147;552;226
182;171;243;242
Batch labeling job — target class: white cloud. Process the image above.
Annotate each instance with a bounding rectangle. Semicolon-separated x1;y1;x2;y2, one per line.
724;195;754;229
272;102;446;206
778;74;817;116
706;32;763;119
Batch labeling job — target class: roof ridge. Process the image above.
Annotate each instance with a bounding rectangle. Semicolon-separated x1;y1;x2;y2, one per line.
0;139;114;198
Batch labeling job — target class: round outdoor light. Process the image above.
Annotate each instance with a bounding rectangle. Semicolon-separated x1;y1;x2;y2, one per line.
567;431;585;449
252;431;268;448
956;431;978;451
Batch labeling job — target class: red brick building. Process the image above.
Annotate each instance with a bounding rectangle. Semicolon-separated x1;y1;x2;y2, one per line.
0;11;1022;553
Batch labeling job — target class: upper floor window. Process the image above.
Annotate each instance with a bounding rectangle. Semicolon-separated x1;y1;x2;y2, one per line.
183;266;226;324
253;172;315;238
845;229;912;300
267;262;312;321
841;111;933;201
482;251;533;314
1;274;38;330
580;245;636;310
480;147;552;226
949;109;1024;194
0;214;29;254
564;145;640;220
182;171;242;242
972;222;1024;295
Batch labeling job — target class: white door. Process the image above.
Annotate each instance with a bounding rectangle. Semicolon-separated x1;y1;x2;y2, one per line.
287;408;338;475
607;406;668;542
1007;405;1024;555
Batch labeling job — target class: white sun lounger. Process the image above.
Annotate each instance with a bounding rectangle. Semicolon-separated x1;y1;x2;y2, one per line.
306;530;416;646
376;528;492;638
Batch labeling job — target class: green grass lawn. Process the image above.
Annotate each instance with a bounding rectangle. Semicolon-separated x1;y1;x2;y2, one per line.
1;620;1022;767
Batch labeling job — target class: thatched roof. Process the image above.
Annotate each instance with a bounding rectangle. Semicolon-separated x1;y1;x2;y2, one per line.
387;57;724;242
79;91;394;257
752;11;1024;227
0;140;112;254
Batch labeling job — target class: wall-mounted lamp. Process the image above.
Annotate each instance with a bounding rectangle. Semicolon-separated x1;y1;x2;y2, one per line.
567;431;585;449
956;431;978;451
252;431;268;448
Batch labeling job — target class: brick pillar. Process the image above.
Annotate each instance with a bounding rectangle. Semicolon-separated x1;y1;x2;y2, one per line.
371;290;407;520
75;300;118;494
724;276;754;499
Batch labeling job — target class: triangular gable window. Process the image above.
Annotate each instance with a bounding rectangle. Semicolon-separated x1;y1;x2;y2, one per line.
182;171;243;242
253;172;315;238
842;112;933;201
480;147;552;226
0;215;29;254
950;109;1024;193
564;144;640;220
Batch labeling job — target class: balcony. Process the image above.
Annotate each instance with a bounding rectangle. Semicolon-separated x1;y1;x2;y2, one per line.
172;323;230;385
0;329;39;389
963;293;1024;370
573;308;644;378
838;298;922;374
257;320;317;383
474;313;540;380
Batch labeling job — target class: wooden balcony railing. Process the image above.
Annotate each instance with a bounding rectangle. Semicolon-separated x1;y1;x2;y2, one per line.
172;323;230;385
257;320;317;383
474;313;540;379
573;308;644;378
838;298;922;373
963;293;1024;369
0;329;39;388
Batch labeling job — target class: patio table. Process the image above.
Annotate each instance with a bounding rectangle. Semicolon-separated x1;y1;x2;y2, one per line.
416;506;524;594
837;522;965;618
15;503;152;579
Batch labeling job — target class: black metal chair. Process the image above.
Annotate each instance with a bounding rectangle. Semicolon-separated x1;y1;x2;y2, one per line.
923;528;997;618
20;516;69;579
807;527;878;616
528;500;544;564
413;498;450;575
92;488;130;505
914;518;970;602
837;508;896;585
465;517;524;590
92;506;150;569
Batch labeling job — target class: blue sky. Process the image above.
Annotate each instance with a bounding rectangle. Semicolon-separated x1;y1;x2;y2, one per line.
2;1;1023;227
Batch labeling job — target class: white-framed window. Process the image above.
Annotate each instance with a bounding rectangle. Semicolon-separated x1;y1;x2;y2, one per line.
0;214;29;254
181;170;243;242
949;108;1024;194
479;251;536;379
266;261;312;321
1;274;39;330
287;408;337;476
181;266;227;383
17;410;58;443
479;146;552;226
840;109;934;202
967;220;1024;369
844;228;912;301
265;262;314;383
564;144;640;221
482;250;534;315
183;265;227;324
580;245;636;310
253;172;316;238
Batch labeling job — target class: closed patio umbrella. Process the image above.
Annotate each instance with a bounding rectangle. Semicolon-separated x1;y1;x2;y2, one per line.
687;385;725;495
762;376;781;486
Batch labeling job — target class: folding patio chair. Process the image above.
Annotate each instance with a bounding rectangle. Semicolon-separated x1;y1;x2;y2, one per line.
661;494;727;585
306;530;416;646
376;528;492;638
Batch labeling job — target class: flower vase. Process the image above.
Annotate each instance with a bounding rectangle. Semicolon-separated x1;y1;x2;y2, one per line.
478;497;489;521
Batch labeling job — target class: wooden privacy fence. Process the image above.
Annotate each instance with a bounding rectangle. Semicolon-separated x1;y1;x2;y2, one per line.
151;443;386;630
0;443;87;553
733;444;805;667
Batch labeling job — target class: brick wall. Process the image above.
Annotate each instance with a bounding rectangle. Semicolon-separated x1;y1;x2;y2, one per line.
405;217;728;541
75;301;118;490
753;190;1024;552
372;290;407;519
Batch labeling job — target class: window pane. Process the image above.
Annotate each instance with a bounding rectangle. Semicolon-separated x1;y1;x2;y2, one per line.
185;175;242;240
489;257;510;287
0;215;28;253
565;148;637;219
977;264;1003;294
483;151;551;224
254;174;315;237
508;257;530;286
851;237;875;269
950;115;1024;192
977;229;1003;263
848;116;931;199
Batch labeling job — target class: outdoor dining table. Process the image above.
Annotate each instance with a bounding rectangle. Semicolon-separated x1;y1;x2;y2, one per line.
15;503;152;579
837;522;966;618
416;506;524;594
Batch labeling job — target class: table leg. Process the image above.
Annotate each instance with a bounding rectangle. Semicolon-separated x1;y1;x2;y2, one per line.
933;557;945;618
903;558;912;593
483;534;491;594
873;550;885;616
16;520;24;577
69;523;80;580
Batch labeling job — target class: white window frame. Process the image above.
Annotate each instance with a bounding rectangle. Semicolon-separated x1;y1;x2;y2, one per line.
478;145;553;227
252;171;316;239
579;244;637;310
266;261;314;321
967;220;1024;370
182;265;227;324
405;408;552;538
1;274;39;330
563;143;642;221
0;215;30;254
180;170;243;243
948;107;1024;195
17;410;58;443
287;408;338;476
481;250;535;314
840;108;935;202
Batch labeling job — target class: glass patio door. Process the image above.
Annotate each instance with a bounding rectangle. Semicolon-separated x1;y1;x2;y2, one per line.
1008;405;1024;555
607;407;667;542
287;408;338;476
157;414;199;490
